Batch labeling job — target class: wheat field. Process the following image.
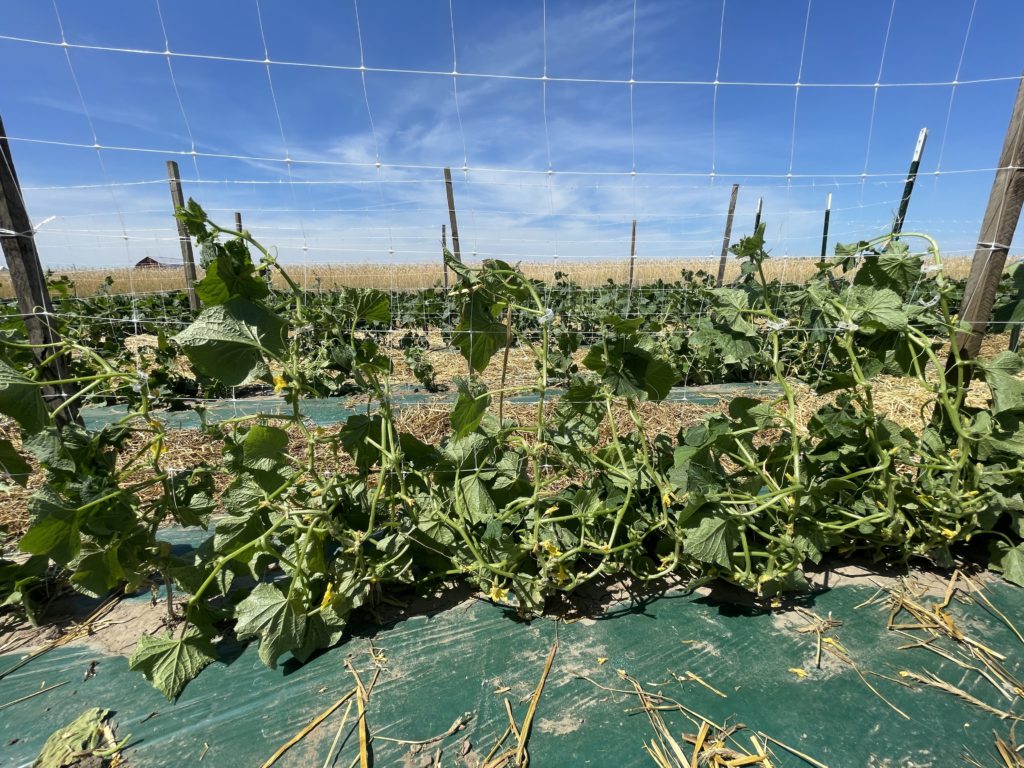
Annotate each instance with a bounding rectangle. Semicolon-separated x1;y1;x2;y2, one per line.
0;257;976;299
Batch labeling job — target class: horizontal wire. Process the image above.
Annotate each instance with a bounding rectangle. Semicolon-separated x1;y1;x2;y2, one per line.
19;176;929;192
0;34;1019;89
5;134;1017;180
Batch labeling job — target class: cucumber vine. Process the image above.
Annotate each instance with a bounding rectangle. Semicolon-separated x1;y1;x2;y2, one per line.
0;201;1021;700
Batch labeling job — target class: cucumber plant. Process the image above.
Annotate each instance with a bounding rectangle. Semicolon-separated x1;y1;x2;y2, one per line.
0;202;1021;702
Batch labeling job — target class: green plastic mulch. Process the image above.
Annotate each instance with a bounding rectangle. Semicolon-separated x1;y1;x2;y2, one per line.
79;383;777;430
1;574;1020;767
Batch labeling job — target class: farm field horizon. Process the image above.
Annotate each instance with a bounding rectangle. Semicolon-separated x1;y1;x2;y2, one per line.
0;254;989;297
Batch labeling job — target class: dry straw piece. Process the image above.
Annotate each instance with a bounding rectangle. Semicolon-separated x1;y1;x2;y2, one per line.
481;636;558;768
580;669;828;768
887;571;1024;721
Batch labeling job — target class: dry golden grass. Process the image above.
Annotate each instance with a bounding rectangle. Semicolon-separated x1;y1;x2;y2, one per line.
0;257;977;298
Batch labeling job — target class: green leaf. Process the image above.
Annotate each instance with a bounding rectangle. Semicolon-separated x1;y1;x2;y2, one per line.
176;198;210;240
173;298;287;386
728;397;777;429
128;630;216;700
444;248;475;284
234;582;307;669
989;542;1024;587
23;429;71;472
71;544;124;597
293;610;345;663
338;414;383;471
450;378;489;439
443;432;489;465
0;358;48;433
20;492;80;564
242;425;289;471
834;239;872;259
213;512;265;556
682;514;734;568
668;445;699;494
398;432;441;469
451;291;506;373
196;241;268;305
974;411;1024;461
458;473;497;524
583;342;675;401
348;288;391;324
688;326;758;366
978;352;1024;415
849;286;907;332
551;378;604;451
711;288;755;333
0;437;31;486
854;250;922;294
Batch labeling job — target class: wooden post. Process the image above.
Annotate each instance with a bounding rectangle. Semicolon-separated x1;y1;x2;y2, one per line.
441;224;449;290
819;192;832;261
715;183;740;287
234;211;243;233
443;167;462;263
892;127;928;236
753;196;763;232
946;76;1024;385
0;114;78;426
628;219;637;288
166;160;199;311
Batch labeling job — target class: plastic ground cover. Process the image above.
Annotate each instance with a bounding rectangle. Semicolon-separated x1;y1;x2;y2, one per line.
79;383;780;430
2;573;1021;767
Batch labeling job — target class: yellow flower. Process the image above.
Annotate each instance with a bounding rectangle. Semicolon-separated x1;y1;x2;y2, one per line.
320;582;334;609
541;540;562;558
788;667;808;678
596;657;608;665
940;527;957;540
273;374;287;392
488;584;509;602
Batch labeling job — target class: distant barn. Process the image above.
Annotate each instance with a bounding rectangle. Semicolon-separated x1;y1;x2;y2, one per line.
134;257;178;269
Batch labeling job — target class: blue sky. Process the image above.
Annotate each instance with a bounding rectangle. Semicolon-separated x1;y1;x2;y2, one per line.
1;0;1023;269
